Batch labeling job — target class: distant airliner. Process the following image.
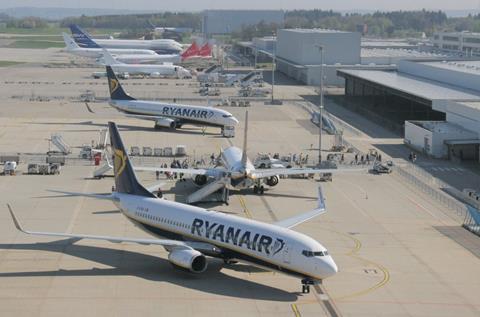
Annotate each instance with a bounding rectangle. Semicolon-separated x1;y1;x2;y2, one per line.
62;33;156;58
105;66;238;135
8;122;337;294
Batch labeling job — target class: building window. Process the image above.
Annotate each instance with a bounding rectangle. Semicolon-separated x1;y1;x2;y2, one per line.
464;37;480;44
442;36;459;42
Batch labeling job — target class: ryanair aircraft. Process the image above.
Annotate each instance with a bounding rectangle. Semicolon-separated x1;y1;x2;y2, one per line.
105;66;238;136
8;122;337;294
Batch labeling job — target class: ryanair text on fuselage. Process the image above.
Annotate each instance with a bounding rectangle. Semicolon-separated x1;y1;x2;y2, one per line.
162;106;214;119
191;218;285;256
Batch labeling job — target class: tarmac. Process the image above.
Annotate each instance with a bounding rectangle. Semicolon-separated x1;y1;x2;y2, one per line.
0;47;479;317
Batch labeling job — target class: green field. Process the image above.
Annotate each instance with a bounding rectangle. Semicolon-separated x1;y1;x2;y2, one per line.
0;27;68;35
7;40;64;49
0;60;25;67
6;35;63;41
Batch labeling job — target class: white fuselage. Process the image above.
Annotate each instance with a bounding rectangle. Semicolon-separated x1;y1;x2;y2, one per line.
113;54;182;65
108;63;189;78
114;193;337;280
110;99;239;128
93;39;183;53
67;47;157;59
221;147;257;188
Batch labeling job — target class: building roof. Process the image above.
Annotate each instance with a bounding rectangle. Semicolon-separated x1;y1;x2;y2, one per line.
412;121;478;137
456;101;480;111
281;28;352;34
361;40;417;48
418;60;480;75
361;48;446;59
338;69;480;101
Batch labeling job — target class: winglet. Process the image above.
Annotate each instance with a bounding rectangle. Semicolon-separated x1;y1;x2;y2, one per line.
240;111;248;170
318;185;326;210
7;204;25;233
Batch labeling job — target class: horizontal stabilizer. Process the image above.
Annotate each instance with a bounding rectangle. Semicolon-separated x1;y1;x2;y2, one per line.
273;186;326;229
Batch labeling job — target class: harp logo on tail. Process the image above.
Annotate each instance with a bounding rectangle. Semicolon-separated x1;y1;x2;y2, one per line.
113;148;126;176
109;78;119;94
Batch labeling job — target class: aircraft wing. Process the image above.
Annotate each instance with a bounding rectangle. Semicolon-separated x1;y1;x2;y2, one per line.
249;167;365;179
273;186;326;229
7;204;189;248
134;166;211;176
124;114;168;121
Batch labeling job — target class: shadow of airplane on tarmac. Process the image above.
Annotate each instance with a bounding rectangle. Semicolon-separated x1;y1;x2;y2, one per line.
26;121;219;136
0;239;297;302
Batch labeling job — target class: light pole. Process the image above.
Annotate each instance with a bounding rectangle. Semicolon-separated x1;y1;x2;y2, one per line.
271;47;276;103
315;44;325;165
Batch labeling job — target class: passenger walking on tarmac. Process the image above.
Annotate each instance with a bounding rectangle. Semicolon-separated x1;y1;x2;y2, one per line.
378;154;382;162
171;161;178;179
210;153;215;165
341;154;344;162
366;154;370;163
355;153;358;163
360;155;364;164
156;170;160;180
293;153;297;164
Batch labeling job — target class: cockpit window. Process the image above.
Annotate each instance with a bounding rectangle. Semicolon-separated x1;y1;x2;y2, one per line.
222;114;232;118
302;250;328;257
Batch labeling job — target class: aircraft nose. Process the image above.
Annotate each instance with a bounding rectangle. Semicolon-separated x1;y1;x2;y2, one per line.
230;117;239;125
321;256;338;278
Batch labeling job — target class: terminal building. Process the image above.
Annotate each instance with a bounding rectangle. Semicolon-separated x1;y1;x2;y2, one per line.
337;60;480;163
432;31;480;56
202;10;284;37
245;29;447;86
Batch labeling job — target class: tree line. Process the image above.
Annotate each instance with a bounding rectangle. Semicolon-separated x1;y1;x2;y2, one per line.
2;10;480;39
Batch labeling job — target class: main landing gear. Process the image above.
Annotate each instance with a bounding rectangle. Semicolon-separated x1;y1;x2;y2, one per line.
301;278;315;294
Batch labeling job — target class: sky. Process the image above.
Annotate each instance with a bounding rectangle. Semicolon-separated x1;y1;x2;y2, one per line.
0;0;478;11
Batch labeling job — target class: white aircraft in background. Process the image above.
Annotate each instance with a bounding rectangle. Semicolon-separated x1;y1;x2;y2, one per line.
62;33;156;59
104;66;238;134
135;111;363;204
7;122;337;294
102;50;191;78
70;24;183;54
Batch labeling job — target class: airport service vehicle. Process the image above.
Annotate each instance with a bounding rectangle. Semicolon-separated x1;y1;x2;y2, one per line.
70;24;183;54
372;161;392;174
102;50;191;79
3;161;17;175
105;66;238;136
7;122;337;294
254;154;293;169
135;112;363;204
62;33;157;59
28;163;61;175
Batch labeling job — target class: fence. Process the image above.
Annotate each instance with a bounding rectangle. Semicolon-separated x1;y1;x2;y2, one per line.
394;162;468;224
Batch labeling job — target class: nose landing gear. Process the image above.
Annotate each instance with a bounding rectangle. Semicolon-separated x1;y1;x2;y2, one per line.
301;278;316;294
253;180;264;195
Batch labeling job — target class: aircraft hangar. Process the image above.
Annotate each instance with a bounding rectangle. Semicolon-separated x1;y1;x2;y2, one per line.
337;60;480;163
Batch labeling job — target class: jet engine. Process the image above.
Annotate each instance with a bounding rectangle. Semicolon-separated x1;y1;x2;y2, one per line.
265;175;279;187
154;118;176;129
194;175;208;186
168;249;207;273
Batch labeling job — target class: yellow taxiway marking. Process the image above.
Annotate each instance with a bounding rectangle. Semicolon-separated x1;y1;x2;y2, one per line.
323;228;390;301
238;196;253;219
291;303;301;317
